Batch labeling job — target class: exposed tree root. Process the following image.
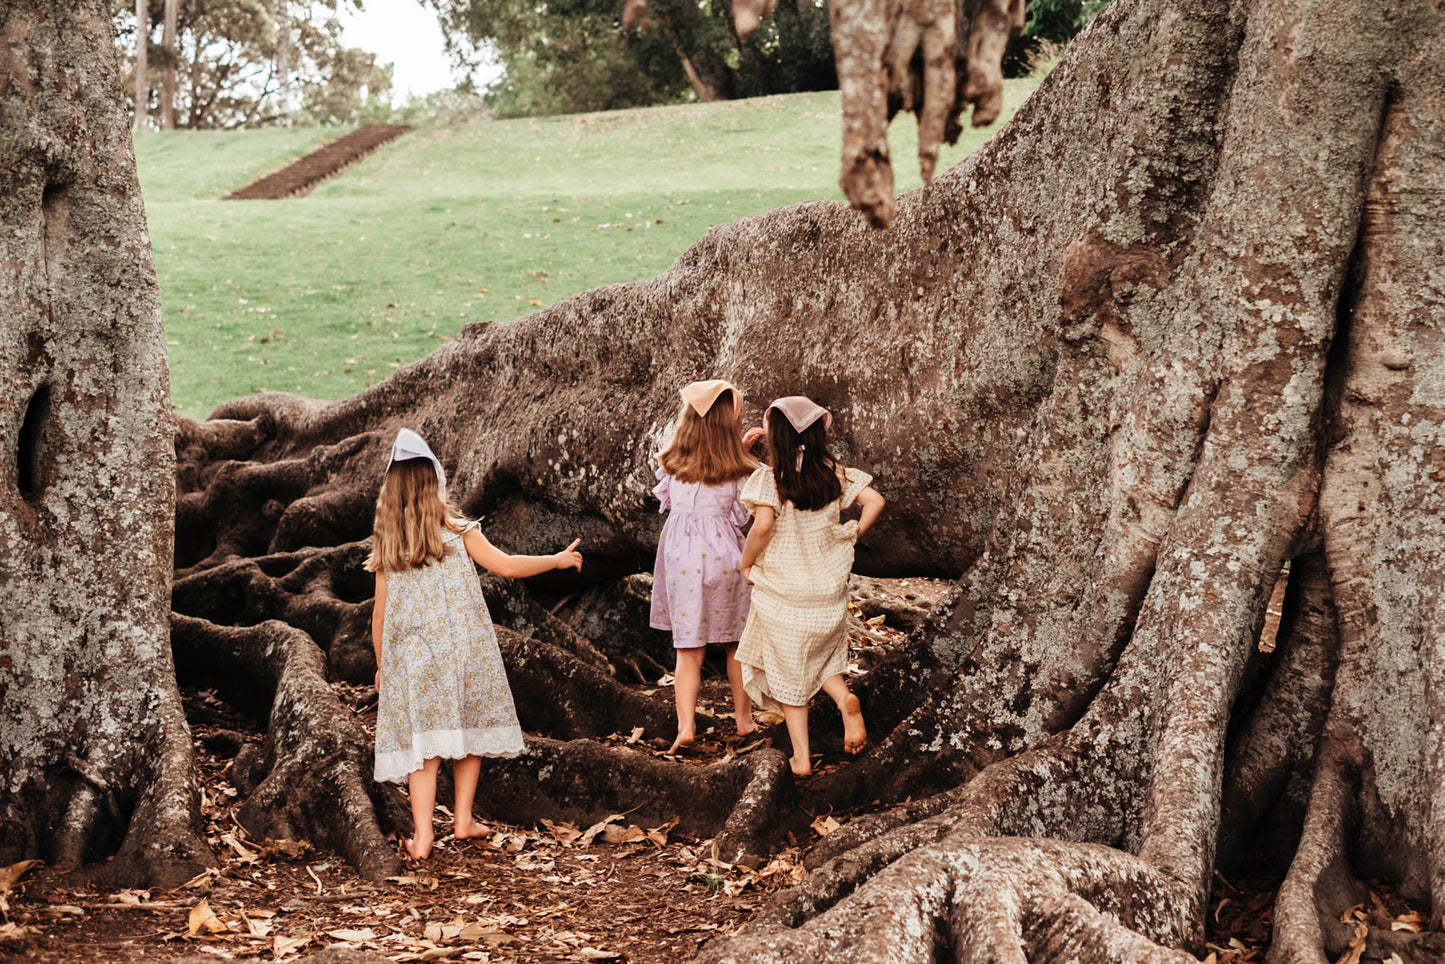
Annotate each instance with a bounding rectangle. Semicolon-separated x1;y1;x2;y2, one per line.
170;615;402;881
463;737;794;862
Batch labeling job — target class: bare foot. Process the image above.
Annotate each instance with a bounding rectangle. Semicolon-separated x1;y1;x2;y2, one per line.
842;694;868;755
403;835;433;861
734;720;758;739
789;755;812;778
453;820;488;840
668;730;696;755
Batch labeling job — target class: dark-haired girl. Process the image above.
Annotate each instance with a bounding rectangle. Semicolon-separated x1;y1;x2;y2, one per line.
735;397;885;776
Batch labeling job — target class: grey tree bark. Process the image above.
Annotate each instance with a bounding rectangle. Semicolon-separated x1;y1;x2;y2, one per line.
0;0;208;886
6;0;1445;961
133;0;148;130
161;0;179;130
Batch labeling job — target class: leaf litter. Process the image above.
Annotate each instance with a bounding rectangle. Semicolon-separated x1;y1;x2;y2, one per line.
0;694;808;964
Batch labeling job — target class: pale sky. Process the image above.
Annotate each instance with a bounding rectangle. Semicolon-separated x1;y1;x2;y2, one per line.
338;0;499;102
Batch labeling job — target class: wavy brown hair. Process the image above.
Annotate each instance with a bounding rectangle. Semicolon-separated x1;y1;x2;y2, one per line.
659;389;757;484
365;458;467;573
767;415;842;511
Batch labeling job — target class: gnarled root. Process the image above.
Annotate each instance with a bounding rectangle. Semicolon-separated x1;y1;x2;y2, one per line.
170;615;402;881
468;737;794;862
700;835;1196;963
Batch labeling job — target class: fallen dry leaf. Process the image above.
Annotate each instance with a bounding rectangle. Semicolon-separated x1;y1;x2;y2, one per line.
273;933;310;958
541;819;582;846
220;832;260;865
1390;909;1424;932
328;927;377;942
578;949;622;960
187;897;228;936
578;815;625;848
810;814;841;837
0;860;42;894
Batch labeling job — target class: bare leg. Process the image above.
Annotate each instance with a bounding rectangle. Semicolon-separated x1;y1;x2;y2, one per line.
821;673;867;754
405;757;441;860
724;643;756;736
670;646;706;754
781;703;812;776
452;755;485;839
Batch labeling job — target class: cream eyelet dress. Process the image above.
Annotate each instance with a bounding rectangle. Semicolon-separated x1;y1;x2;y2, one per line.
735;465;872;710
374;521;525;784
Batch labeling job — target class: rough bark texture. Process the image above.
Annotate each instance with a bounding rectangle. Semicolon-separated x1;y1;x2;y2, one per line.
0;0;207;886
167;0;1445;959
10;0;1445;960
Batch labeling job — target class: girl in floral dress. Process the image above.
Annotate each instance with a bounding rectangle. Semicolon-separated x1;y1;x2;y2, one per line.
736;397;885;777
369;428;583;861
651;379;759;754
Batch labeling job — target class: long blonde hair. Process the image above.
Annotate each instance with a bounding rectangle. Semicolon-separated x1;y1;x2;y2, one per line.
659;388;757;484
365;458;467;573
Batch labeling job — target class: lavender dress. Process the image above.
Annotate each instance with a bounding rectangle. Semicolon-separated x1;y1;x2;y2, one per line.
650;468;752;648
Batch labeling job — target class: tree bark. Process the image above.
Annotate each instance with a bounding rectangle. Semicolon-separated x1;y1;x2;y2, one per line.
160;0;178;130
9;0;1445;961
0;0;206;886
133;0;148;130
275;0;292;126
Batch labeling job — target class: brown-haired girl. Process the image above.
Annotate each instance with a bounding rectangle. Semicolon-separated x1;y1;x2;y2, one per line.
736;397;884;777
651;379;758;754
369;429;582;861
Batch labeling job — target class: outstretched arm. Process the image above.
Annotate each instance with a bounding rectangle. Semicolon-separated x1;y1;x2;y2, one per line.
855;487;885;538
463;527;583;579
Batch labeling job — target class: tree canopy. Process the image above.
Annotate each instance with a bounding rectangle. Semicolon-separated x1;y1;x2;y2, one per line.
115;0;393;128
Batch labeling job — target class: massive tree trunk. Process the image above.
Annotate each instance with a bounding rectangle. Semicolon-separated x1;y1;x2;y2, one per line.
0;1;208;886
11;0;1445;960
169;0;1445;959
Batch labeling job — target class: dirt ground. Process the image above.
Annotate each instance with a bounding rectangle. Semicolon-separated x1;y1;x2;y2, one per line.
0;577;1322;962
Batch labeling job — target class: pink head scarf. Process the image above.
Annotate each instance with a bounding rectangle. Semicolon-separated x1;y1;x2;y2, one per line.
764;396;832;434
680;379;740;418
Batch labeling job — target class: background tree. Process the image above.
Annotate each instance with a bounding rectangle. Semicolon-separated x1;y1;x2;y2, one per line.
160;0;178;128
428;0;834;115
4;3;1443;964
114;0;391;128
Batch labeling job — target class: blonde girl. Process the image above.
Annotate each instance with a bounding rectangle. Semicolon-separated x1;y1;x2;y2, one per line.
369;429;582;861
651;379;758;753
736;397;884;777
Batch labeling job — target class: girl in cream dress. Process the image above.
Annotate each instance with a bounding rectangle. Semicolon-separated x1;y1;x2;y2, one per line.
736;397;885;776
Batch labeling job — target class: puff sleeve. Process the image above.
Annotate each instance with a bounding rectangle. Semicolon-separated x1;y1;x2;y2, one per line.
740;466;781;515
840;467;874;509
652;467;672;513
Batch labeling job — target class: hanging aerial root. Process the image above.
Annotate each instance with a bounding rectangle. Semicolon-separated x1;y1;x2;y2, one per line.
170;615;402;881
619;0;1023;226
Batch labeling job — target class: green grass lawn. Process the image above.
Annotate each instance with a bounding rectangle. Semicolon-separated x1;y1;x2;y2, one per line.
138;82;1040;418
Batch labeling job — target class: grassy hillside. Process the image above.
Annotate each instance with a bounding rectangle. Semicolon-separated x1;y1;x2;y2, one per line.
138;83;1040;418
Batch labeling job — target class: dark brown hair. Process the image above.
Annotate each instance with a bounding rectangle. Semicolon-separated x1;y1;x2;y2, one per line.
660;389;757;484
767;415;842;511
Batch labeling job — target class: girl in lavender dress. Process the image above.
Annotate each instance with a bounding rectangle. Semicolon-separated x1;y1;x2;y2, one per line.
651;379;758;753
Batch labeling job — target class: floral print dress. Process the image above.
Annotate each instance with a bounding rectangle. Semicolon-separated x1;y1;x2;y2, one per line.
374;522;524;784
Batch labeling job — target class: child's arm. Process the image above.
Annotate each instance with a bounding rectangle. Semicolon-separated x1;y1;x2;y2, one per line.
462;527;583;578
372;570;387;690
739;505;776;580
855;487;886;538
